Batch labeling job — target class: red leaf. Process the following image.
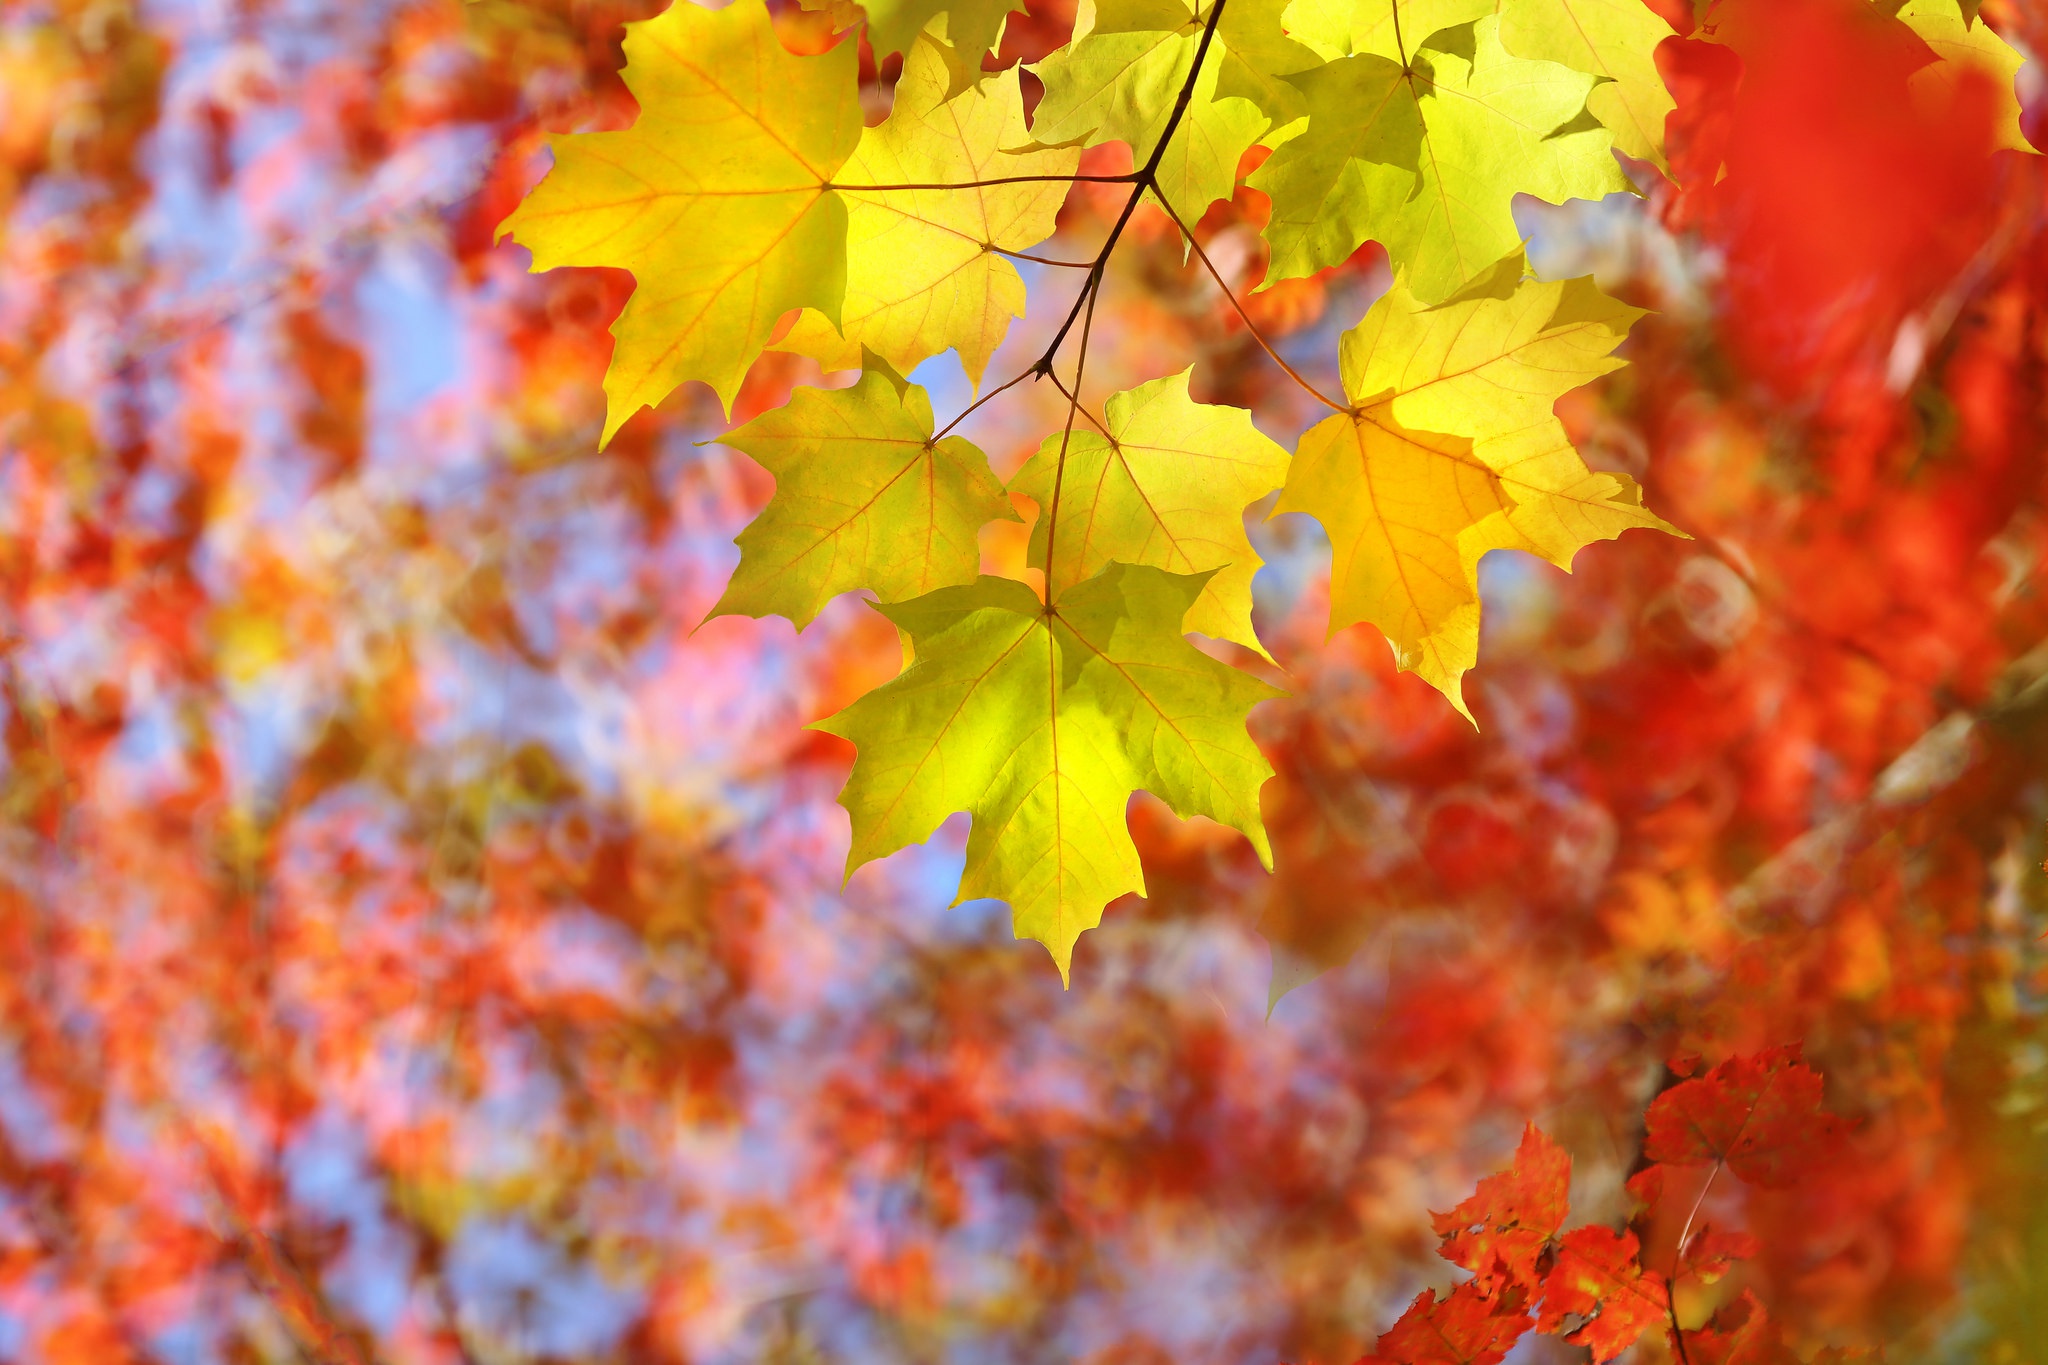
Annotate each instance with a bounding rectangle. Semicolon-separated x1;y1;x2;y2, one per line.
1536;1226;1670;1364
1429;1124;1571;1292
1368;1282;1533;1365
1642;1046;1845;1187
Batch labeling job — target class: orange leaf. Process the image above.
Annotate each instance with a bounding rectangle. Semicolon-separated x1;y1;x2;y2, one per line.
1430;1123;1571;1293
1364;1282;1533;1365
1536;1226;1669;1364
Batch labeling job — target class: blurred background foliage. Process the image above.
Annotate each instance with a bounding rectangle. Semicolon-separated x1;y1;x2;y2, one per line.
2;0;2048;1361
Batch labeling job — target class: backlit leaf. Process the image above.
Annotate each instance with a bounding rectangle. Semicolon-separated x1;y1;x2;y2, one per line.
819;565;1279;979
1498;0;1678;170
711;361;1017;629
1247;52;1421;286
857;0;1025;64
1365;1281;1534;1365
1281;0;1494;63
497;0;862;439
773;34;1080;384
1430;1123;1571;1293
1008;369;1290;656
1274;255;1675;715
1535;1226;1669;1363
1372;16;1634;303
1029;0;1270;221
1895;0;2033;154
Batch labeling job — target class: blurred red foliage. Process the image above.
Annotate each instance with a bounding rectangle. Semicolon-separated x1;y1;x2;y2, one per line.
0;0;2044;1362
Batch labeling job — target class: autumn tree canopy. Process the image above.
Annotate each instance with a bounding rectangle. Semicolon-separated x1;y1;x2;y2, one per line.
1;0;2046;1362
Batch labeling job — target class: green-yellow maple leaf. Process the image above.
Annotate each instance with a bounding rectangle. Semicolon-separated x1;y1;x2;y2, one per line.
1214;0;1325;124
1274;254;1676;716
773;33;1081;384
1376;17;1632;303
1252;17;1631;298
1498;0;1678;171
819;565;1278;979
1247;53;1419;286
497;0;861;441
710;360;1017;629
1895;0;2034;154
1008;370;1290;656
1029;0;1270;221
1280;0;1492;63
856;0;1024;63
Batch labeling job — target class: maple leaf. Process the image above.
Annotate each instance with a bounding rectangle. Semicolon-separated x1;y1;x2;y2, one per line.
1894;0;2034;155
1535;1225;1669;1363
1376;17;1633;303
497;0;862;439
818;564;1279;979
1007;370;1291;657
709;360;1017;629
1497;0;1678;170
1281;0;1493;63
772;33;1080;385
1213;0;1325;123
1246;54;1422;286
1029;0;1270;222
1641;1046;1846;1187
1255;17;1631;298
1273;254;1676;716
850;0;1025;64
1430;1123;1571;1294
1365;1281;1534;1365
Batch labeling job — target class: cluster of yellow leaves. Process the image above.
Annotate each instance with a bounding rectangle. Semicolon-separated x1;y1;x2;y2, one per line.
497;0;2030;973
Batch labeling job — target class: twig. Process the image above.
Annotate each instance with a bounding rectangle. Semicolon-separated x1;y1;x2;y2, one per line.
1149;191;1347;412
1665;1158;1721;1365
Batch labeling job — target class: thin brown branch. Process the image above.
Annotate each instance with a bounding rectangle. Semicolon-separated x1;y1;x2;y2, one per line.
934;365;1039;440
1665;1158;1721;1365
1032;0;1231;370
836;173;1138;191
1041;369;1112;437
996;247;1100;269
1042;276;1102;604
1150;192;1347;412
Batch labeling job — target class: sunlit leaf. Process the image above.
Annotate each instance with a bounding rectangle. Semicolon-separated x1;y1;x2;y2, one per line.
819;565;1278;979
497;0;862;438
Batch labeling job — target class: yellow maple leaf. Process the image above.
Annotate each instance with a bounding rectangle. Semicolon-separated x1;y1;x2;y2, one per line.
1008;369;1290;656
773;31;1080;384
497;0;862;441
1895;0;2034;155
1275;254;1678;717
1499;0;1678;171
1280;0;1493;62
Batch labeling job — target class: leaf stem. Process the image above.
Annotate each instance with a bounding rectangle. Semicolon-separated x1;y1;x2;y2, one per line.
1041;369;1113;437
937;0;1230;603
996;247;1100;269
934;366;1038;440
1032;0;1231;370
1041;275;1101;604
1665;1159;1721;1365
1149;193;1347;412
836;173;1140;191
1390;0;1407;68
